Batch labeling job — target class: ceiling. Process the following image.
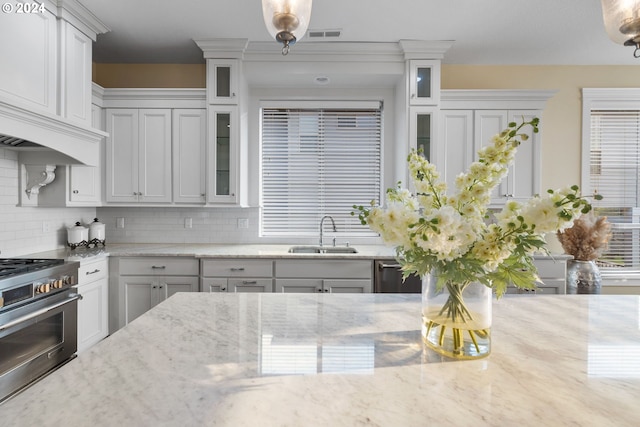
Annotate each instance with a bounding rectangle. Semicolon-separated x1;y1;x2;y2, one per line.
79;0;639;65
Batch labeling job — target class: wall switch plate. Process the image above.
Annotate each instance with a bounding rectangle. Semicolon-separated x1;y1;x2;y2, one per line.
237;218;249;229
116;217;125;229
42;221;51;233
185;218;193;229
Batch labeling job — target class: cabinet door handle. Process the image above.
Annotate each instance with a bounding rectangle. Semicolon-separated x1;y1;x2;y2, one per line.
221;287;226;291
317;288;322;292
324;289;329;293
230;267;245;272
151;266;166;269
73;190;79;194
86;269;100;275
241;280;257;285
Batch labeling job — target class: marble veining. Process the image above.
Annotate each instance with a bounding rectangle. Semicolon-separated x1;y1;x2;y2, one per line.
3;293;639;426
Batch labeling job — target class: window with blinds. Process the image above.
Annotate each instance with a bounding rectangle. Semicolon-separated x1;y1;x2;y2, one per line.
261;107;382;237
589;110;640;274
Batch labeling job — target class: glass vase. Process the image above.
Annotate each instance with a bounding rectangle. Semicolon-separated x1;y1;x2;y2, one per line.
566;259;602;294
421;273;492;359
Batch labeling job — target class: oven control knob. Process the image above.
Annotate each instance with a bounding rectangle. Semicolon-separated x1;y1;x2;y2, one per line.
34;282;50;294
53;279;63;289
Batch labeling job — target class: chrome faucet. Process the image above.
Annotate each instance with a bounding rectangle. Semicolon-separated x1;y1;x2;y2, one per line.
319;215;337;247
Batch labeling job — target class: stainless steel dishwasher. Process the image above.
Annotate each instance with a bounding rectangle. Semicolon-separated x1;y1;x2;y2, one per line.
373;260;422;293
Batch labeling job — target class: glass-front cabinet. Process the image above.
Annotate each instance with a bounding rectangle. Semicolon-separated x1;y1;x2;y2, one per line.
408;60;440;105
206;59;238;104
409;106;438;162
207;105;238;204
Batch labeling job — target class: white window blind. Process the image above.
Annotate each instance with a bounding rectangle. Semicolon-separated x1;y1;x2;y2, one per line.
261;107;382;237
589;110;640;274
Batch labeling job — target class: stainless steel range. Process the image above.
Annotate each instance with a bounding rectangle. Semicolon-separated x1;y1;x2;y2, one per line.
0;258;80;403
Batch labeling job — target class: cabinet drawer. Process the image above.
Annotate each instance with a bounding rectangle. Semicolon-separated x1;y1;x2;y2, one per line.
275;260;372;279
78;258;108;283
118;257;199;276
201;259;273;277
228;278;273;293
533;259;567;278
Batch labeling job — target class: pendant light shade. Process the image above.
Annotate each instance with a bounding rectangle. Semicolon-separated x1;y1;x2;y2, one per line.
262;0;313;55
601;0;640;56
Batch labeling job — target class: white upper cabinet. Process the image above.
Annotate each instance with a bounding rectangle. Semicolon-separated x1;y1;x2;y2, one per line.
0;2;107;123
437;110;474;192
207;105;239;204
68;103;103;203
438;90;554;206
474;109;541;203
207;59;239;104
59;21;92;125
0;6;57;113
102;89;207;206
172;109;206;204
105;108;172;203
408;60;441;106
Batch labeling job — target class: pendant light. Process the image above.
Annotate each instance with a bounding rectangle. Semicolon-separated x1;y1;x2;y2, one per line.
601;0;640;57
262;0;313;55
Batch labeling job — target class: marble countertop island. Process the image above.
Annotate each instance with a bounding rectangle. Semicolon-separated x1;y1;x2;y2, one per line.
3;293;639;426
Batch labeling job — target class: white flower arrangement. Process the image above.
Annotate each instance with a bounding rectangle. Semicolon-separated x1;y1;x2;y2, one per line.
354;118;600;297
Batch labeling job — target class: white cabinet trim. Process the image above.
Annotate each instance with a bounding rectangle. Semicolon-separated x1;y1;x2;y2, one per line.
441;90;557;110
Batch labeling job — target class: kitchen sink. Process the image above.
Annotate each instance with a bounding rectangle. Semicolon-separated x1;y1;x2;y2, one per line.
288;245;358;254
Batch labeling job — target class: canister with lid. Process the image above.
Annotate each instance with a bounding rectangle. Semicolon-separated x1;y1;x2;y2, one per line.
89;218;105;242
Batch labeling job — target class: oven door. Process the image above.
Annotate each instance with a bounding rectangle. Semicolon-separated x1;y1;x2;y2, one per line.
0;290;80;403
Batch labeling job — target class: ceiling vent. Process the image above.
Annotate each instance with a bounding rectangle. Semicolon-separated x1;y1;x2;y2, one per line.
307;29;342;39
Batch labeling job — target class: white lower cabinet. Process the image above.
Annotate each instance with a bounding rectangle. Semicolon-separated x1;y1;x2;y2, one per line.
76;258;109;353
121;275;199;322
111;257;199;331
201;259;274;292
506;257;567;295
274;260;372;293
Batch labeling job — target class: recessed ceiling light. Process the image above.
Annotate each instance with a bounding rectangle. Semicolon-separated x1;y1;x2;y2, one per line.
314;76;330;85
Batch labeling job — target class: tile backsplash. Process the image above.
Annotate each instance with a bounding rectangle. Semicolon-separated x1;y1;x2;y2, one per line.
0;148;96;257
96;206;261;244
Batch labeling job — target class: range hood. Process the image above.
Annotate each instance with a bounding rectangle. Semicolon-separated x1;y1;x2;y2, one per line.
0;98;106;166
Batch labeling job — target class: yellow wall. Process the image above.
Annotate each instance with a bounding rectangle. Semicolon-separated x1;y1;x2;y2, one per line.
92;62;640;189
93;63;205;88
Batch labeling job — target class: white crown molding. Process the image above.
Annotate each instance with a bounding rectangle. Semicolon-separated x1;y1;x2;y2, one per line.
440;89;558;110
196;39;452;63
195;39;249;59
101;88;207;108
92;83;105;107
57;0;110;40
399;40;455;60
582;87;640;106
244;41;405;62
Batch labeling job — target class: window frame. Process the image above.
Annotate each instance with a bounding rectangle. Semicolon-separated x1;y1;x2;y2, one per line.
259;100;384;239
581;88;640;280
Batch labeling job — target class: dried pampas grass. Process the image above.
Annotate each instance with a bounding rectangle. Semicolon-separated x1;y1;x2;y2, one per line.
557;212;612;261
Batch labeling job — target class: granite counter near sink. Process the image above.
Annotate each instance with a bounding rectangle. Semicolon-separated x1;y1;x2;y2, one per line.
26;243;398;262
1;293;638;426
